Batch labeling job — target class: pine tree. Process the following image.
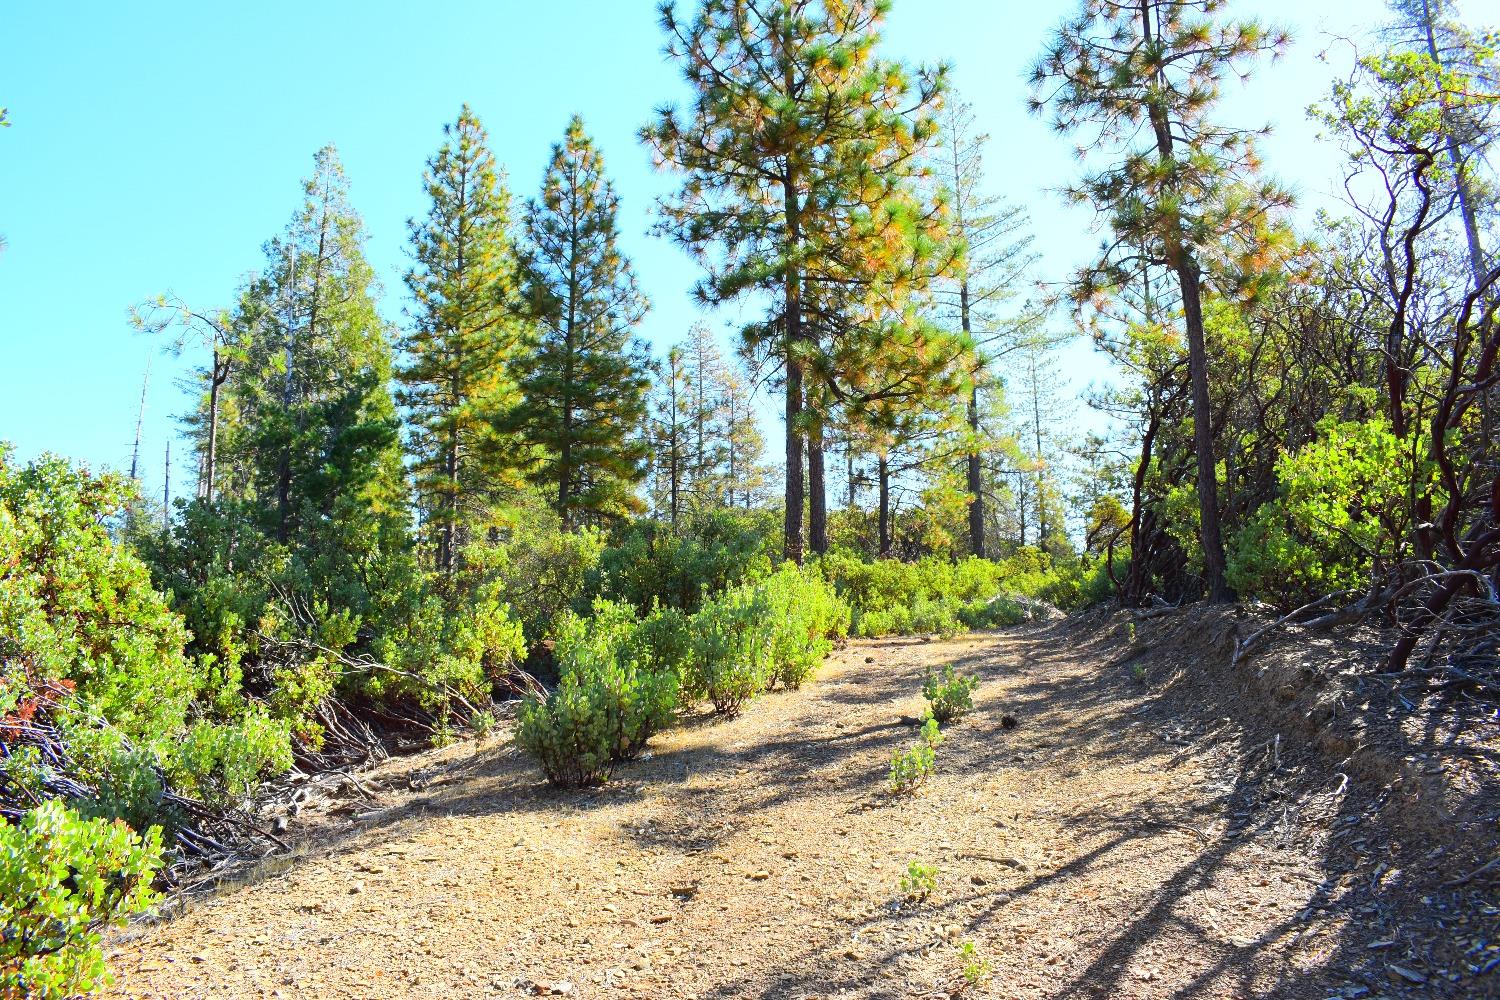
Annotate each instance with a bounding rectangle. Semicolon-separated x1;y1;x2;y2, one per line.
511;116;651;530
648;347;692;527
399;106;530;575
212;146;406;550
930;98;1037;558
719;367;769;509
680;323;727;502
644;0;948;562
1030;0;1292;601
166;144;410;624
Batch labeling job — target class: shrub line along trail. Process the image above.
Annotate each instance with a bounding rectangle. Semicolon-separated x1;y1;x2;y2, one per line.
106;626;1394;999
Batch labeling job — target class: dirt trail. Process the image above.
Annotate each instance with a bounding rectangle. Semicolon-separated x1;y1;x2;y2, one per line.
107;625;1371;1000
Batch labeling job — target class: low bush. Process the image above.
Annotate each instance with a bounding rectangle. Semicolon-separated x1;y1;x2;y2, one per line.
688;585;775;715
515;600;681;785
922;665;979;724
0;800;162;999
818;549;1104;637
0;453;297;826
759;565;849;689
514;679;616;787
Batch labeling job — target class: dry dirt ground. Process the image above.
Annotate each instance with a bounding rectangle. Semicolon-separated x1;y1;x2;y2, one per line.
104;622;1497;1000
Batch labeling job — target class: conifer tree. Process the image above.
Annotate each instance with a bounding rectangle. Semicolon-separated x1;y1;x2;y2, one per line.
1031;0;1292;601
644;0;948;562
719;367;769;509
649;346;691;527
930;98;1036;558
681;323;727;502
512;116;651;530
215;146;406;551
399;106;530;575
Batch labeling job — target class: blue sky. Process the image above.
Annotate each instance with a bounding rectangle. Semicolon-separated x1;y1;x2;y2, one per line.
0;0;1396;501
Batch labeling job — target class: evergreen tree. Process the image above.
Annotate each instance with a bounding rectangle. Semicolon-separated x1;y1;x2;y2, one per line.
718;367;770;510
648;346;691;527
214;146;406;554
1031;0;1292;601
681;323;727;503
399;105;530;575
511;116;651;530
930;98;1037;558
644;0;949;562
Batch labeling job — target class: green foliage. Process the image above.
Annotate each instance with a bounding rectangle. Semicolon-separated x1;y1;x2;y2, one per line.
399;104;531;575
0;800;162;999
688;584;775;716
597;510;774;614
957;940;993;988
510;115;652;527
515;599;682;786
515;680;616;788
899;860;938;901
458;497;608;650
889;718;943;795
1227;417;1432;609
922;665;979;725
684;564;848;714
0;452;294;822
818;549;1103;638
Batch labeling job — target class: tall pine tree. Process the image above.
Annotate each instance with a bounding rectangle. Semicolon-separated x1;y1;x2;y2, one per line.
644;0;949;562
399;105;530;575
1031;0;1292;601
511;116;651;530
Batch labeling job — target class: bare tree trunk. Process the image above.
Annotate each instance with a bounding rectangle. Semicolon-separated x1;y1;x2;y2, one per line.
130;362;149;482
877;454;891;558
808;417;827;555
162;439;171;537
1176;259;1232;601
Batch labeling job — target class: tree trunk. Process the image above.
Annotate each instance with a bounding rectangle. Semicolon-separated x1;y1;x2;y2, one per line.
808;418;827;555
205;353;222;505
877;454;891;558
1176;258;1232;601
961;279;986;559
1139;0;1231;602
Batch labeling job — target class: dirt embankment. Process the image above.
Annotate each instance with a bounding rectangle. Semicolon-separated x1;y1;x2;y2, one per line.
104;616;1499;999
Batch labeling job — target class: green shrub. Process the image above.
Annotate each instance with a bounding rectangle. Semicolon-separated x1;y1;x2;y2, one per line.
889;718;943;794
0;452;295;825
759;565;849;689
514;679;616;787
455;499;605;648
922;665;979;724
555;601;679;759
515;600;682;786
688;585;775;715
0;800;162;999
817;550;1096;636
597;509;775;614
957;940;992;988
1227;416;1431;610
899;860;938;901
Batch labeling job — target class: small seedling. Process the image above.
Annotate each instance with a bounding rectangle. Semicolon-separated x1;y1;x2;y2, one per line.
957;939;992;987
889;718;944;794
922;664;979;724
1125;621;1138;646
900;860;938;900
1132;662;1147;684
